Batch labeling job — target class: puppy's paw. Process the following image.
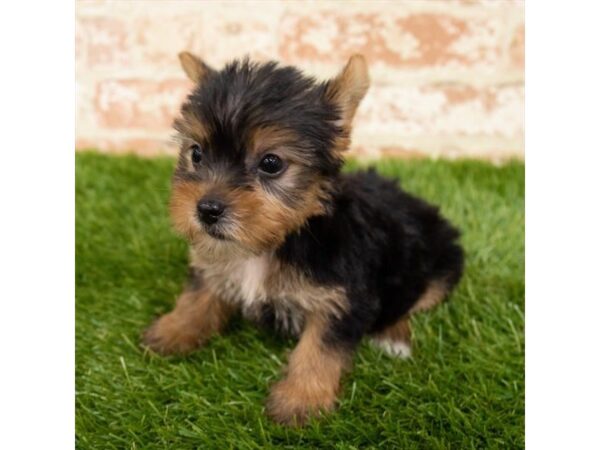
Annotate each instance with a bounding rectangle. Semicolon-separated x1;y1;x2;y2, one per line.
370;337;412;359
266;378;337;427
141;313;203;356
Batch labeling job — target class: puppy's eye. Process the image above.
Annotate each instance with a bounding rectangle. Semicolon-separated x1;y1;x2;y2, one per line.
258;154;285;176
190;144;203;164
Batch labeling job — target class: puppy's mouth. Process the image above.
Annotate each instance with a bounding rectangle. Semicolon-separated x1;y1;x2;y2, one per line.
198;218;234;241
205;226;228;240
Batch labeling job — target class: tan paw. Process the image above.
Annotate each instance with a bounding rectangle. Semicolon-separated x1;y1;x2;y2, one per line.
141;313;204;356
266;378;338;426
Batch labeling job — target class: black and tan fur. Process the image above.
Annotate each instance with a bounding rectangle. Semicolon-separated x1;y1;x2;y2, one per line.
142;52;464;426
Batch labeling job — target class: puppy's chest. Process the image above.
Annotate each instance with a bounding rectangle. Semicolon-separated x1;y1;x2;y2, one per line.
223;255;273;305
197;254;346;335
200;254;302;333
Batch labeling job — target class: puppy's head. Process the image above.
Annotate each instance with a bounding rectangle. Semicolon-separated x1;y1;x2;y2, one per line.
170;52;369;257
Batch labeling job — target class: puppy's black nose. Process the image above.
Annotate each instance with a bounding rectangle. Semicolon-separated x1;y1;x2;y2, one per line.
197;199;226;225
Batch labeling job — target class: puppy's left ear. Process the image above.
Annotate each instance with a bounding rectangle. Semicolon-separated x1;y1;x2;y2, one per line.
178;51;215;84
325;54;370;129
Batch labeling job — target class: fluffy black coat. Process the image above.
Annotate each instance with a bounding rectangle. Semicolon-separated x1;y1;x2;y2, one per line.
277;170;464;349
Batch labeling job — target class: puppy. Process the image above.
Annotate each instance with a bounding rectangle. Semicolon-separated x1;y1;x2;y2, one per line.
143;52;464;426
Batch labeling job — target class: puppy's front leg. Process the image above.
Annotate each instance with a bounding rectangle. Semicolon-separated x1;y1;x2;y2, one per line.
267;314;353;426
142;269;234;355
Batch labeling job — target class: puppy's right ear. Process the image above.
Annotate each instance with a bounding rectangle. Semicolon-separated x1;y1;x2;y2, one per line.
325;54;370;131
178;51;214;84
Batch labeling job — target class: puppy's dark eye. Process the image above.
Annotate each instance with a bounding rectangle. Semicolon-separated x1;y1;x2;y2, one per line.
258;154;285;176
190;144;203;164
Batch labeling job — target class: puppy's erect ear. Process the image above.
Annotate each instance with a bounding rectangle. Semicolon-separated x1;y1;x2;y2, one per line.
326;54;370;129
178;51;214;84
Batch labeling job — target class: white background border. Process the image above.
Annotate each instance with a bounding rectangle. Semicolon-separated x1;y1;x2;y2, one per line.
1;0;600;448
0;1;74;448
526;1;600;448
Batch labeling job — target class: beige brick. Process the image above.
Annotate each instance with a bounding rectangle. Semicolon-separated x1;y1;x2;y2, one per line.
278;10;505;70
186;4;283;67
76;4;282;74
510;24;525;69
76;16;130;69
355;83;523;138
94;79;192;129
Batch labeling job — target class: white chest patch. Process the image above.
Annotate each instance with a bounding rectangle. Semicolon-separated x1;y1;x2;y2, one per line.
193;248;348;336
229;254;270;306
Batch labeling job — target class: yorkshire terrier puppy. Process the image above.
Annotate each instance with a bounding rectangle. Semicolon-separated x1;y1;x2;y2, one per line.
143;52;464;426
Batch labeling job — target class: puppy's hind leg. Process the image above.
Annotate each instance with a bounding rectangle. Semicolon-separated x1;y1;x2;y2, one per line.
409;279;449;314
370;280;452;359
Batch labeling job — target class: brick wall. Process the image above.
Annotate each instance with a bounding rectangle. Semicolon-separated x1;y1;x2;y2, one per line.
76;0;524;161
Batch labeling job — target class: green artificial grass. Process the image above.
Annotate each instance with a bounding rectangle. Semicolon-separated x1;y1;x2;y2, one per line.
76;152;524;449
